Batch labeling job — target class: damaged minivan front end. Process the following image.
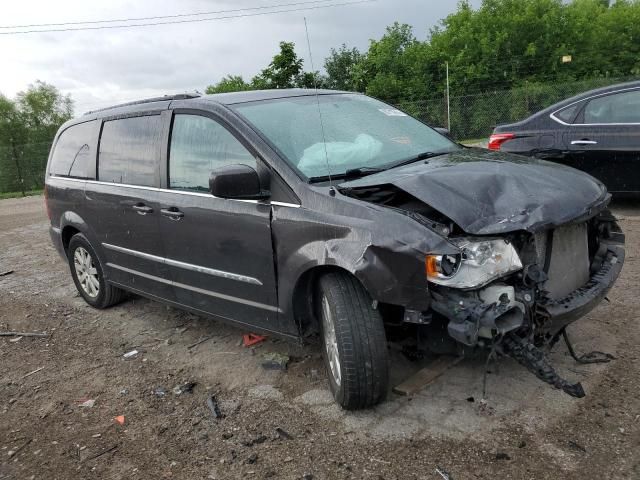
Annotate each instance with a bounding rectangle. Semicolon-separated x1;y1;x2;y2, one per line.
339;149;625;397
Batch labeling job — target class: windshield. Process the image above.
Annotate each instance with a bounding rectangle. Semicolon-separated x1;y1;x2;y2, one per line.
232;93;459;180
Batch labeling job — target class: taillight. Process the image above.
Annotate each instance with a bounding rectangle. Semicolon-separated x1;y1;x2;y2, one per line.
44;184;52;220
488;133;515;151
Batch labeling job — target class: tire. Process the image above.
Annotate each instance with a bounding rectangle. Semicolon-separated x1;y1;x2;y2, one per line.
316;272;389;409
67;233;126;309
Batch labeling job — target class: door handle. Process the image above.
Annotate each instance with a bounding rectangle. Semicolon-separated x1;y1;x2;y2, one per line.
132;204;153;215
570;139;598;145
160;207;184;220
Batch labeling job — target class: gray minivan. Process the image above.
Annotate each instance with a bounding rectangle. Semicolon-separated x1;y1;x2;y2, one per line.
45;90;625;409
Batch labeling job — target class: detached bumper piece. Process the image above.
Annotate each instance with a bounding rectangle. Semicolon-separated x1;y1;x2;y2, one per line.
502;334;585;398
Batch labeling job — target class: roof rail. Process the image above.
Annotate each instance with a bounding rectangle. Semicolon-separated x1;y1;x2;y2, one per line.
83;93;201;115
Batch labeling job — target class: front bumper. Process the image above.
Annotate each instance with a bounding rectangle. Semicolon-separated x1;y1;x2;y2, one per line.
430;241;625;347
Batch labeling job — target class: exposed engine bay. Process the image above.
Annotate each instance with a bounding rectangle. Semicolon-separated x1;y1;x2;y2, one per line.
340;181;625;398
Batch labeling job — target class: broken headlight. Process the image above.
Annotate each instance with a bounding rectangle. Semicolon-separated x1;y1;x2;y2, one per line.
426;238;522;289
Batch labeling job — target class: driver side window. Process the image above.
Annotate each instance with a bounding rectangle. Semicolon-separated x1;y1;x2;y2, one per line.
169;114;256;192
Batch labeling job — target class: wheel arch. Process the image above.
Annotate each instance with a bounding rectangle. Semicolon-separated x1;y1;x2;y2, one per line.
292;264;366;338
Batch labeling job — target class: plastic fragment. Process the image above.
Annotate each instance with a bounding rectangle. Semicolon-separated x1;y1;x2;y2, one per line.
243;333;267;347
123;349;138;359
206;395;223;419
114;415;125;425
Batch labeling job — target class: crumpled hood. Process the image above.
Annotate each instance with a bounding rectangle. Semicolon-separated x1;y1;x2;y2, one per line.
340;148;609;235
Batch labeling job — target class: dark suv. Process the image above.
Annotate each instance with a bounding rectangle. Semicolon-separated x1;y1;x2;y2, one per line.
45;89;625;409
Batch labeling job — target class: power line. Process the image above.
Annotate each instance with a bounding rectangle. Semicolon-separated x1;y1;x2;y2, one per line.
0;0;340;29
0;0;375;35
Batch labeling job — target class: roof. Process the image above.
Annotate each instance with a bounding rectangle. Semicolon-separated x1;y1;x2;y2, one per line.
201;88;352;105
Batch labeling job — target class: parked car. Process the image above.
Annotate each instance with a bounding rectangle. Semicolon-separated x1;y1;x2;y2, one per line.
490;80;640;193
45;89;625;409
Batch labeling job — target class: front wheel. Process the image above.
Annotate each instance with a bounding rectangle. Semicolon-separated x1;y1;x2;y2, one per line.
316;272;389;409
67;234;126;309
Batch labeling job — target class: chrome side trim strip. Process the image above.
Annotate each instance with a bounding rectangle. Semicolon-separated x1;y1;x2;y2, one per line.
48;175;301;208
103;242;263;286
106;263;280;312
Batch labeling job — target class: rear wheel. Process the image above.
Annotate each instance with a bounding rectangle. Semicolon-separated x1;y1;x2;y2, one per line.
316;272;389;409
67;234;126;309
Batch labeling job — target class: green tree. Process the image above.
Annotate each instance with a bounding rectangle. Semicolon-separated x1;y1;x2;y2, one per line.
0;81;72;195
324;44;363;91
205;75;251;94
252;41;306;89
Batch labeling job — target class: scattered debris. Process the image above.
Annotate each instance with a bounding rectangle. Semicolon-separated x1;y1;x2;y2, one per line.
0;331;48;338
275;427;293;440
222;432;233;440
85;445;118;461
22;366;44;379
435;467;451;480
173;382;197;395
206;395;224;419
495;452;511;460
92;434;101;438
246;453;258;464
7;438;32;458
153;387;167;397
243;333;267;347
119;389;128;396
518;441;527;448
77;399;96;408
261;352;290;371
188;336;213;350
123;349;139;359
568;440;587;453
114;415;125;425
9;336;22;343
0;270;14;277
302;473;313;480
466;396;475;402
284;457;293;463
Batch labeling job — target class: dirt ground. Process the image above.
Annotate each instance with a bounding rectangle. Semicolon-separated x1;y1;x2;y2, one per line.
0;195;639;480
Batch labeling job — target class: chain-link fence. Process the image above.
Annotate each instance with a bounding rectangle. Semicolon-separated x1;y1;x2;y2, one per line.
396;76;638;141
0;142;51;196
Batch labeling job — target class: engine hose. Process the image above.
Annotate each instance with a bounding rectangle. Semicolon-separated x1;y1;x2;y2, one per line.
502;334;585;398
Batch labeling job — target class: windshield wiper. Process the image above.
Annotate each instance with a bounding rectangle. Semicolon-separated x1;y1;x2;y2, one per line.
307;151;448;184
343;166;386;179
309;166;385;183
388;151;446;170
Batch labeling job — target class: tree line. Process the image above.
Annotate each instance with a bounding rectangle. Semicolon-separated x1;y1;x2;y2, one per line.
206;0;640;137
0;82;73;195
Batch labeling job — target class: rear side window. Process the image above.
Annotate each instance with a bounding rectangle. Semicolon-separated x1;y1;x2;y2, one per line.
98;115;162;186
169;114;255;192
49;121;98;179
584;89;640;124
554;103;580;124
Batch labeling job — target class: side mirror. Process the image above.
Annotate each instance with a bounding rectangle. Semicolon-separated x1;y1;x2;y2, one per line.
435;127;454;140
209;164;270;200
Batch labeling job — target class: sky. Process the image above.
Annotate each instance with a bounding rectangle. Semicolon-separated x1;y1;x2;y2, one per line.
0;0;480;114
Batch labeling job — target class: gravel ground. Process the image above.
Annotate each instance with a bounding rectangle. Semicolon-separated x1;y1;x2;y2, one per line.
0;195;639;480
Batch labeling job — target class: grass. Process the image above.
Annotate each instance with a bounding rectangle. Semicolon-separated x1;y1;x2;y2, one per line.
0;189;43;200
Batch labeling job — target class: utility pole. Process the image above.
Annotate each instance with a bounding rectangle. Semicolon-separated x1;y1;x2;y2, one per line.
445;61;451;132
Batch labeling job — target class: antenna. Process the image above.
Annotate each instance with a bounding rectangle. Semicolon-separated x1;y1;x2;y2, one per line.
304;16;332;186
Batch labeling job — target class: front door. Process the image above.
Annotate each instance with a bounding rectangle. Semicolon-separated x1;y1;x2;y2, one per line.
157;112;278;330
561;88;640;193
